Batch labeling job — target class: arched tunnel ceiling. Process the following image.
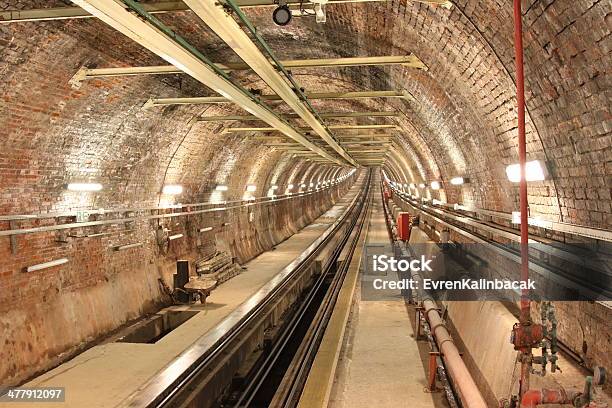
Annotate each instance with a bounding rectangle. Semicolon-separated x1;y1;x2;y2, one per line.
0;0;609;228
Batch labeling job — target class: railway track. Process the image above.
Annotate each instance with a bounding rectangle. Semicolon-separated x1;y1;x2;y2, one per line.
224;169;374;408
119;169;373;408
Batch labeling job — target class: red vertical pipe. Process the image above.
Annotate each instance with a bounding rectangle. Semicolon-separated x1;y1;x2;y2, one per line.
514;0;532;399
514;0;529;322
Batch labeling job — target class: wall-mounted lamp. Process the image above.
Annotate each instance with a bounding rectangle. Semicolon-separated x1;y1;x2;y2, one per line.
114;242;143;251
26;258;69;272
162;184;183;195
506;160;547;182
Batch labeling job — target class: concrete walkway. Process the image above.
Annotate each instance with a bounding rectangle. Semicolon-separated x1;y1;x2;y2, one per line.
329;185;445;408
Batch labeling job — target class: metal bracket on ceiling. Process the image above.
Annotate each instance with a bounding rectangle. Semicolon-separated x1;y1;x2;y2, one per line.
69;66;89;89
9;221;18;255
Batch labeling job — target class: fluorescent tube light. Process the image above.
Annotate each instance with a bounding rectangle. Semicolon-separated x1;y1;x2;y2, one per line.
216;185;229;191
26;258;69;272
450;177;464;185
246;185;257;192
431;181;441;190
114;242;143;251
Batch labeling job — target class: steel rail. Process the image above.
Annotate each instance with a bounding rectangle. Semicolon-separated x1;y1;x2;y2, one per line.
233;170;372;407
120;173;369;408
393;190;611;273
0;180;346;222
273;172;374;408
0;181;349;237
388;188;610;301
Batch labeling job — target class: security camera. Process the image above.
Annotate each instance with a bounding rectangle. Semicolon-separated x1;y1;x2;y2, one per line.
273;1;292;26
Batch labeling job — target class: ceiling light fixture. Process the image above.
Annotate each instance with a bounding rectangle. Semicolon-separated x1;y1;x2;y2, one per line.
450;177;465;185
67;182;103;192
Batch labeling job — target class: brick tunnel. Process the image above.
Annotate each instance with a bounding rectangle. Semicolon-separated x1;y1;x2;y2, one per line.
0;1;610;407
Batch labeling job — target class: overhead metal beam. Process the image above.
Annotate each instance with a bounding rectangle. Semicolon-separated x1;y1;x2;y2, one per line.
345;150;388;154
340;141;392;145
225;124;398;133
255;133;395;141
0;1;451;23
334;134;394;139
70;0;343;165
70;55;427;85
196;111;400;122
350;152;389;155
182;0;355;165
143;90;415;108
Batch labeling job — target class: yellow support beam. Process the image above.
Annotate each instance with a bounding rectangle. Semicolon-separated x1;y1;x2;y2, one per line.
1;2;451;23
143;90;415;108
196;111;400;121
225;124;398;133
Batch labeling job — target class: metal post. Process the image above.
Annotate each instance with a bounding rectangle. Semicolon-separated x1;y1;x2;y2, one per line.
514;0;532;399
428;352;441;392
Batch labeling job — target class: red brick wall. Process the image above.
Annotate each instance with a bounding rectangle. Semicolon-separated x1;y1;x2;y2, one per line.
0;173;356;386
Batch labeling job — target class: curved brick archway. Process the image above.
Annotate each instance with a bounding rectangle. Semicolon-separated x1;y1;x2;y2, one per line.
0;0;609;388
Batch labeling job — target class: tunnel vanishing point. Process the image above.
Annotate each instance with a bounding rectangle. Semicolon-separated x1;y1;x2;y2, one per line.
0;1;611;407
